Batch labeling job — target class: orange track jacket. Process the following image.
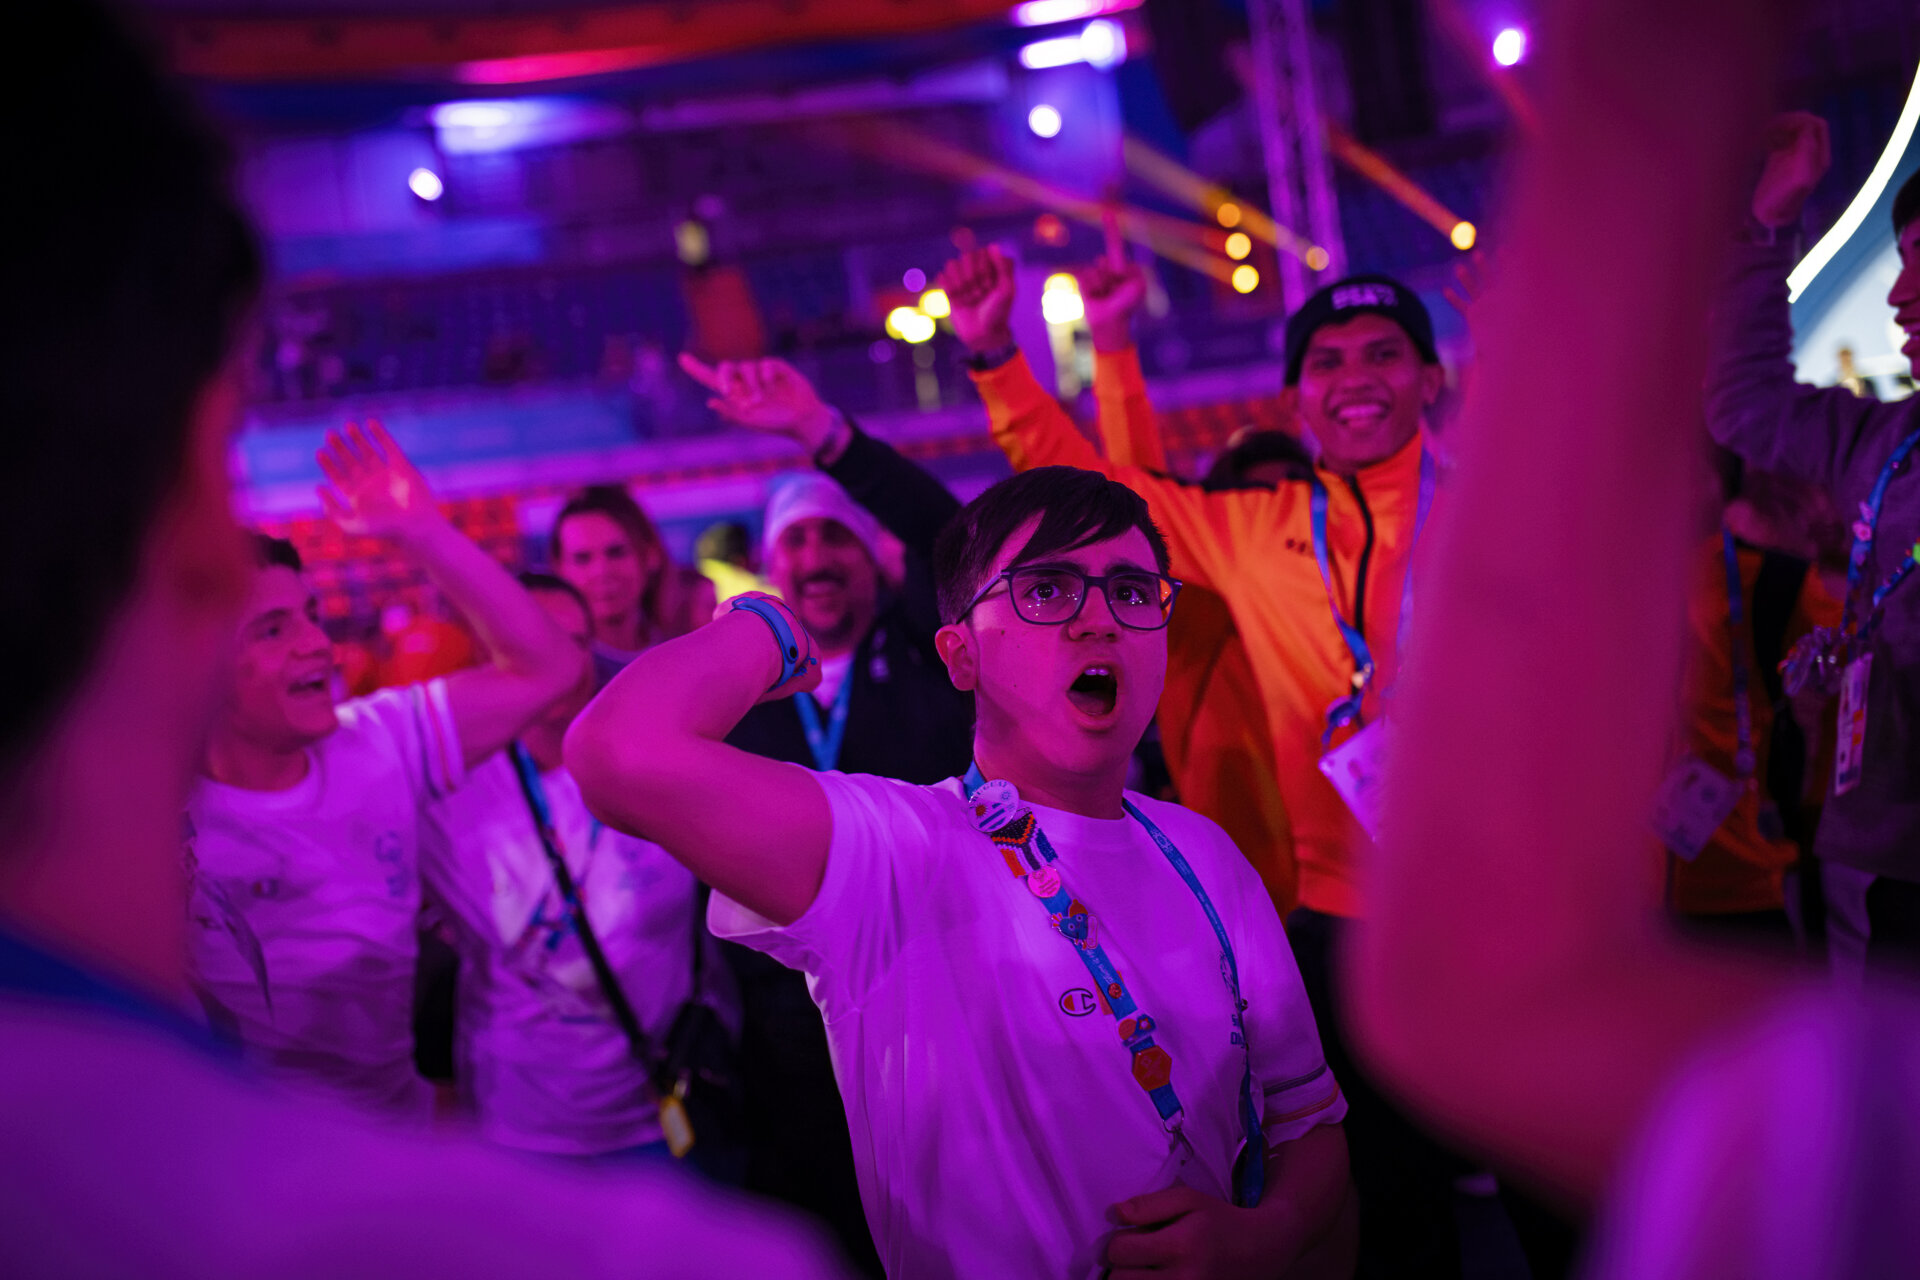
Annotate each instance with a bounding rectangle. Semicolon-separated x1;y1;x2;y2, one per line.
975;349;1431;919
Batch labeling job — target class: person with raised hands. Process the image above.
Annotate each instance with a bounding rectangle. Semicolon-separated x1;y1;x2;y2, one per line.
568;464;1352;1280
937;222;1462;1274
188;421;585;1119
1705;109;1920;981
677;351;975;1273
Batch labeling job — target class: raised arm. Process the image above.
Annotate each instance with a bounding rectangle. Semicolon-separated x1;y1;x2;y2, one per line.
317;423;581;769
565;594;831;926
1705;113;1896;485
1083;210;1169;473
940;247;1279;595
1349;0;1795;1205
680;353;961;561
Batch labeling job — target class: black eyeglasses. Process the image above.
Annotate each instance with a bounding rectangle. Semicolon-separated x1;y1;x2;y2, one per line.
960;566;1182;631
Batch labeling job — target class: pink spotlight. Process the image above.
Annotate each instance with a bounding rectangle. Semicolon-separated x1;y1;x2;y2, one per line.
1492;27;1527;67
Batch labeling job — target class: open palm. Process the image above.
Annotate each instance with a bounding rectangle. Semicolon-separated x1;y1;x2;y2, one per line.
316;421;439;540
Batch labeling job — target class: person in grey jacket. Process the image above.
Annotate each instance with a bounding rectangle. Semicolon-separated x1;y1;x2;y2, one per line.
1706;110;1920;980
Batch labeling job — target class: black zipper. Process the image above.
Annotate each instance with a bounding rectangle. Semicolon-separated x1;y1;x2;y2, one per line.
1345;475;1377;638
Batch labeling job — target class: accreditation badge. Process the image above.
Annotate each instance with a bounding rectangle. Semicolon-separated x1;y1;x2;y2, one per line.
1650;756;1744;861
1318;719;1390;841
1835;653;1872;796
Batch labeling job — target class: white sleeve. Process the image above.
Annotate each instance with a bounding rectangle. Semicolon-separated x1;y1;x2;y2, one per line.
1219;829;1345;1144
336;678;467;804
707;771;941;1020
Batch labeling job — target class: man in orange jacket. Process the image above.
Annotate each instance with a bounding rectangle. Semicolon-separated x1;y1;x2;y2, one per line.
939;245;1468;1277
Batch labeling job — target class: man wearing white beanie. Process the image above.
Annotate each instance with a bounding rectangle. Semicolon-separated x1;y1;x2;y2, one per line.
680;355;974;1273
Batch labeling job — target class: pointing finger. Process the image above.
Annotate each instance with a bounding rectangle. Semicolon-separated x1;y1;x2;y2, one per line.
1103;205;1128;268
678;351;723;391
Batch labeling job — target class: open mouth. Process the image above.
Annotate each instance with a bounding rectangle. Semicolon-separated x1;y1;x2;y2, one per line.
1332;401;1390;426
288;674;330;699
1067;665;1119;719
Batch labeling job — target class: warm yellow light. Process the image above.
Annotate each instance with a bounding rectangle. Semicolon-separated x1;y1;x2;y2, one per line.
920;288;951;319
674;219;710;267
1231;264;1260;294
898;311;936;343
1450;221;1477;251
1304;246;1331;271
1044;272;1079;295
1224;232;1252;260
1041;291;1084;324
1215;202;1242;228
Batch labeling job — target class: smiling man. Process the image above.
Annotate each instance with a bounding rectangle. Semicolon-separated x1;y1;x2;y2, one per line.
567;465;1351;1280
1706;117;1920;982
189;423;583;1119
940;250;1461;1275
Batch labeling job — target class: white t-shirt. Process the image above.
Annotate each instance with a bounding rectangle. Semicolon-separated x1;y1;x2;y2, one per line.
1586;989;1920;1279
185;680;465;1119
811;653;853;705
711;772;1344;1280
422;752;740;1155
0;998;849;1280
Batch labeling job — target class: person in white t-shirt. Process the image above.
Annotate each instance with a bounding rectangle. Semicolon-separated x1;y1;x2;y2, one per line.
568;465;1353;1278
421;572;742;1165
188;423;584;1119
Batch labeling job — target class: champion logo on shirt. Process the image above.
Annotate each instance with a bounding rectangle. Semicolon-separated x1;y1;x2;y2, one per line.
1059;988;1097;1017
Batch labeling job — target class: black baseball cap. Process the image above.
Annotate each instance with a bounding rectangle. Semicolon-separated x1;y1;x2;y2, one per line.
1283;274;1439;386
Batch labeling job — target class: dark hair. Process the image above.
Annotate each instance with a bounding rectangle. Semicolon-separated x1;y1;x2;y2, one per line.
1895;167;1920;239
549;483;668;624
518;570;590;620
252;533;304;574
1203;430;1316;489
933;467;1171;624
2;0;261;775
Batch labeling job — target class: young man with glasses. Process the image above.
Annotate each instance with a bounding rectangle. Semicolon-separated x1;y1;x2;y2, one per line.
568;465;1351;1279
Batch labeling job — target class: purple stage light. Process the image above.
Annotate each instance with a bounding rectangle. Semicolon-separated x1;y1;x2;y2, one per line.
1492;27;1528;67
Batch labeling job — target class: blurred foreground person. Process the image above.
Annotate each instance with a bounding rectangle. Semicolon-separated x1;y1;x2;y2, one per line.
1348;0;1920;1275
0;7;845;1274
569;466;1352;1280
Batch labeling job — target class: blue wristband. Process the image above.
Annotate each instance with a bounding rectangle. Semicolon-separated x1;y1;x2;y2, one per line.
730;597;811;692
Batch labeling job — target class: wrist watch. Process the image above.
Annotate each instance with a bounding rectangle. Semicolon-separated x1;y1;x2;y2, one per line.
963;341;1021;373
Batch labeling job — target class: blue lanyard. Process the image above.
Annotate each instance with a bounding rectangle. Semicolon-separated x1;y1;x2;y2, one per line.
962;765;1266;1208
794;671;854;773
1308;447;1438;742
1842;427;1920;638
1721;529;1758;779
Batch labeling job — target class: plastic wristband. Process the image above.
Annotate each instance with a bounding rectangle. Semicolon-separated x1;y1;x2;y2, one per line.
730;596;813;692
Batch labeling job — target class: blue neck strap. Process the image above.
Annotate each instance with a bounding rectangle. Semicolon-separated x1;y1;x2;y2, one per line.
795;669;855;773
1308;445;1438;742
962;764;1267;1207
1843;427;1920;636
